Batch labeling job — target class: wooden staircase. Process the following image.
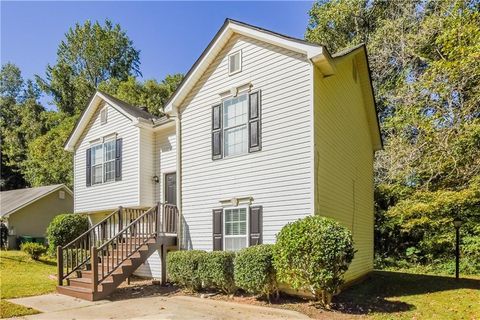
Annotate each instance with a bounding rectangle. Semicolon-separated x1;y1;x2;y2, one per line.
56;204;178;301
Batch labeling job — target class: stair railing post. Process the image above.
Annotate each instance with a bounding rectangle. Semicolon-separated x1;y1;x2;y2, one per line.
91;246;98;293
118;206;123;233
57;246;63;286
156;202;161;237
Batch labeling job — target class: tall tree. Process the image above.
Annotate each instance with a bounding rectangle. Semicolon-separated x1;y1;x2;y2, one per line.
306;0;480;272
98;73;183;116
0;64;45;190
36;19;141;115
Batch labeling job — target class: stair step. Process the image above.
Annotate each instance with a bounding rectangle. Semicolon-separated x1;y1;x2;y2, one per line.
57;285;94;301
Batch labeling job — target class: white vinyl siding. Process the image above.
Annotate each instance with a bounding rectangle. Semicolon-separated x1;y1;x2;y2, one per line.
179;34;313;250
313;58;374;282
139;128;155;207
134;126;176;278
73;103;140;213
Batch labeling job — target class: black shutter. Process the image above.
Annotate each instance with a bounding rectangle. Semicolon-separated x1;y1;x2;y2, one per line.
212;209;223;250
115;138;122;181
248;91;261;152
86;148;91;187
249;206;263;246
212;104;223;160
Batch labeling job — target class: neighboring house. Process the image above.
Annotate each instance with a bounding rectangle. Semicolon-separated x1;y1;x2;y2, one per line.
60;19;381;300
0;184;73;249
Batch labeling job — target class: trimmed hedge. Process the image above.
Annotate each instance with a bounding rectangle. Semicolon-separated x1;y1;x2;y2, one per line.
46;213;89;254
167;250;207;291
21;242;47;260
198;251;236;294
273;215;355;308
234;244;277;300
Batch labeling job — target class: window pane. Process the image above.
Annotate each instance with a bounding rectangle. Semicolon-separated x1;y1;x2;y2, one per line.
91;145;103;165
104;140;116;161
104;161;115;182
92;165;102;184
224;208;246;236
223;95;247;128
225;237;246;251
224;125;247;157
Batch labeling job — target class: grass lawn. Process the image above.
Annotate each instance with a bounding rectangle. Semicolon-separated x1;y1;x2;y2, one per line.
335;270;480;320
0;250;57;318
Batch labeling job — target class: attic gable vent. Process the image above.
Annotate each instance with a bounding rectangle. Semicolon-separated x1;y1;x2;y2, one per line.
228;50;242;75
100;107;108;124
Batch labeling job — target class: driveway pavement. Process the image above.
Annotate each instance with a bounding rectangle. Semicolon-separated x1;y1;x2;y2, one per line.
8;294;309;319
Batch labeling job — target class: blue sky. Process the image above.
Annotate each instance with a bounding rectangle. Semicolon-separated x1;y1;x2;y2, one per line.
1;1;314;107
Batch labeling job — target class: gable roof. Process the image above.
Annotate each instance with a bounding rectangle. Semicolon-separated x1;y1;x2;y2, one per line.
164;18;335;113
0;184;72;218
163;19;382;150
64;91;167;152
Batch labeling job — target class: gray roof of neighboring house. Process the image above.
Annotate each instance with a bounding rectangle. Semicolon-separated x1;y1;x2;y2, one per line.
0;184;71;217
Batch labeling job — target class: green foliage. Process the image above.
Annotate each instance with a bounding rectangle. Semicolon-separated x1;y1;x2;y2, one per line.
36;19;141;115
166;250;207;291
234;244;277;300
274;216;354;307
20;242;47;260
46;214;89;254
23;114;76;188
98;74;183;116
198;251;236;294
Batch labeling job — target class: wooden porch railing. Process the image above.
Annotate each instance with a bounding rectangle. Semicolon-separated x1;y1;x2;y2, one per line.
57;203;178;287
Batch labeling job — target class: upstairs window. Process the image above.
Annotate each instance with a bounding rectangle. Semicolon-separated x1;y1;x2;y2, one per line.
228;50;242;75
90;138;117;185
223;94;248;157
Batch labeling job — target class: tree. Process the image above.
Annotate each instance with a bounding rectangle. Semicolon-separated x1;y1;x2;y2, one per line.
98;73;183;116
306;0;480;272
1;64;45;190
36;19;141;115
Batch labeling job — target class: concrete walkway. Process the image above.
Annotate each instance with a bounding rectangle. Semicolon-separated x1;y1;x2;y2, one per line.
8;294;309;319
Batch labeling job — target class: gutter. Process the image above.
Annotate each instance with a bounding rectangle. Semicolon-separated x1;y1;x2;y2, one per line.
174;107;183;250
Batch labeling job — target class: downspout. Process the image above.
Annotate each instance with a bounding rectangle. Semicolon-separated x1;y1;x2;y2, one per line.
174;106;183;250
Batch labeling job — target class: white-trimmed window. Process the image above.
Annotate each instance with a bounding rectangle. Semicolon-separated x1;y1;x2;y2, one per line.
100;107;108;124
91;137;116;185
223;94;248;157
228;50;242;75
224;207;248;251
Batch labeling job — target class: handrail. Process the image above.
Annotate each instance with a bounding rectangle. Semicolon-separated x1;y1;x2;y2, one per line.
98;206;156;251
57;203;179;290
62;208;119;249
95;206;159;286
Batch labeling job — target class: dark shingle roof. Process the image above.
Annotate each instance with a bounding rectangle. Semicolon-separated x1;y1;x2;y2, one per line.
98;91;158;121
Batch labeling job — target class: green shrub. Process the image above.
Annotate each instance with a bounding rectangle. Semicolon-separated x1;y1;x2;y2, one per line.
167;250;207;291
273;216;355;308
21;242;47;260
234;244;277;300
198;251;236;294
46;214;89;254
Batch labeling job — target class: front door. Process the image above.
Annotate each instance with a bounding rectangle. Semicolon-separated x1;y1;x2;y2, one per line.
164;172;176;205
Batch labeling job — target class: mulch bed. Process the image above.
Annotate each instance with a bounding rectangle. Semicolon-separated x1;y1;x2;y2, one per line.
108;277;364;319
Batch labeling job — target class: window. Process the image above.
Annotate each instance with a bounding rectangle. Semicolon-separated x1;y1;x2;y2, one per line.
223;94;248;157
100;107;108;124
224;207;248;251
228;50;242;75
91;138;116;185
58;190;65;200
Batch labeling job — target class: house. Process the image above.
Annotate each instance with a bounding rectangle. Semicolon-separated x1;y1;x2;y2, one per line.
59;19;381;300
0;184;73;249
